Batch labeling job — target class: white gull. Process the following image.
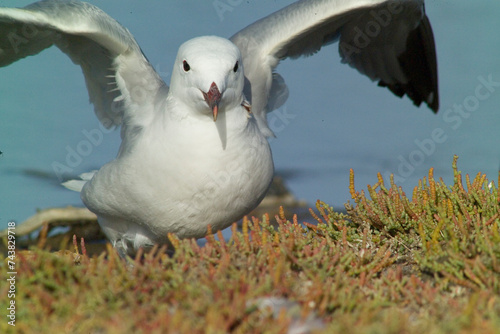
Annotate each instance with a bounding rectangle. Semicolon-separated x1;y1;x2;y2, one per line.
0;0;438;256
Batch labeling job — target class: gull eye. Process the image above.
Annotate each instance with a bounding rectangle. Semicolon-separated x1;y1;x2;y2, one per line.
183;60;190;72
233;61;239;73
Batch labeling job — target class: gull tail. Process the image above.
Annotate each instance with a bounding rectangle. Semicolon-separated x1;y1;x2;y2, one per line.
62;171;96;192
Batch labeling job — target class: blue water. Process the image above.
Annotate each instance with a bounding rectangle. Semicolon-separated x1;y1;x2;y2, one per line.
1;0;500;230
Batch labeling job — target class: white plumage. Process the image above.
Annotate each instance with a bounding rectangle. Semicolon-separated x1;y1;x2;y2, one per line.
0;0;438;256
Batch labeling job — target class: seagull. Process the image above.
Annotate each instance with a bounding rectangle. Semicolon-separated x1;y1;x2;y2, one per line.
0;0;438;256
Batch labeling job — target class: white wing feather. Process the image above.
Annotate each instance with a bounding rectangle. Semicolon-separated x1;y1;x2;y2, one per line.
0;0;168;131
231;0;438;137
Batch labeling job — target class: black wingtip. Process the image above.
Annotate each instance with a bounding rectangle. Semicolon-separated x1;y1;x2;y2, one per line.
377;13;439;114
391;14;439;113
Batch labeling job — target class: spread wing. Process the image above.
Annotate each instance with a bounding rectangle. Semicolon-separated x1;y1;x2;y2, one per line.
0;0;168;132
230;0;438;137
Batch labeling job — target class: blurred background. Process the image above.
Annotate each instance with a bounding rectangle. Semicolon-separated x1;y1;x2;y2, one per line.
1;0;499;230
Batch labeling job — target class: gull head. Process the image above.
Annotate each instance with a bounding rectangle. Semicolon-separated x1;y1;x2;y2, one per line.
170;36;245;121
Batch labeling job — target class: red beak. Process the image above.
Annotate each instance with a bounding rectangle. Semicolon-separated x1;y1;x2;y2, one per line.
202;82;222;121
